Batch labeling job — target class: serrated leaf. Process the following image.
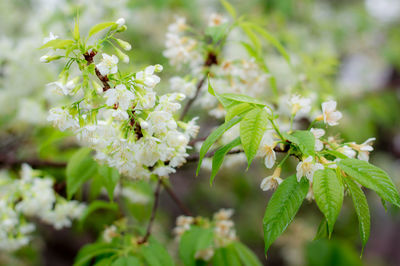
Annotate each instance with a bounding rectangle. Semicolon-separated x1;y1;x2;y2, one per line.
40;39;74;49
344;177;370;253
240;108;269;167
321;149;348;160
197;117;242;175
263;175;309;254
88;22;115;38
140;237;175;266
338;158;400;207
313;169;344;236
79;200;118;225
111;256;140;266
220;0;237;19
283;130;315;156
232;242;263;266
211;137;241;185
97;165;120;201
225;103;252;122
66;148;98;199
179;226;214;266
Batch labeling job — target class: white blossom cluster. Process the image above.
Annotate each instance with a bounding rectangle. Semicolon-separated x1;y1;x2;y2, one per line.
0;164;86;251
45;21;199;180
173;208;237;261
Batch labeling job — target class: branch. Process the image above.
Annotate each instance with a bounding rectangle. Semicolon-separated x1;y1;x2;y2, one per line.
179;74;207;120
83;51;111;91
0;155;66;168
137;178;162;244
160;179;193;216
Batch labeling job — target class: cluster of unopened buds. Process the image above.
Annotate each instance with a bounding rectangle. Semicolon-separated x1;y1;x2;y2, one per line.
0;164;86;251
173;208;237;261
43;18;199;180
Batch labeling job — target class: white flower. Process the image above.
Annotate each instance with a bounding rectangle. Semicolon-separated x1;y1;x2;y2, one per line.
195;248;214;261
350;137;376;161
47;78;78;95
289;95;311;116
296;156;324;182
47;108;78;131
116;18;125;27
310;128;325;151
170;76;197;98
43;32;58;44
208;13;228;27
134;65;161;89
185;117;200;138
213;209;234;221
337;145;356;158
96;54;118;76
321;100;342;126
258;132;276;169
260;167;283;191
103;225;118;242
104;84;135;110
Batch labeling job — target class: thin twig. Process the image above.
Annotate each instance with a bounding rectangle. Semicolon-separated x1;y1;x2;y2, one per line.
137;178;163;244
160;179;193;216
0;155;67;168
83;51;111;91
179;74;207;120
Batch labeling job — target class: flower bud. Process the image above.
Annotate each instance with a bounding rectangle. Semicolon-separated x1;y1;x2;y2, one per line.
115;18;125;27
154;64;163;72
115;38;132;51
114;47;129;63
40;55;62;63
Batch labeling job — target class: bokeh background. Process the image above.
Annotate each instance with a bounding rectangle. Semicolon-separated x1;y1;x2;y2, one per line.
1;0;400;265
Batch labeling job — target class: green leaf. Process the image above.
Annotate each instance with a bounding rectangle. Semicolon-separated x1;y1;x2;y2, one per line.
246;23;291;64
283;130;315;156
179;226;214;266
211;137;241;185
240;24;261;55
338;158;400;207
213;245;241;266
111;256;140;266
40;39;74;49
263;175;309;254
88;22;116;38
220;0;237;19
344;177;370;252
97;165;120;201
321;149;347;160
140;237;175;266
73;19;80;40
66;148;98;199
220;93;267;106
197;117;242;175
313;169;344;236
79;200;118;225
205;23;229;43
74;242;118;266
225;103;252;122
314;219;329;240
240;108;269;167
232;242;263;266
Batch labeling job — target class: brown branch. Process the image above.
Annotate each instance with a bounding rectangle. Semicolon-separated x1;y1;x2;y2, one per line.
179;74;207;120
137;178;163;244
83;51;111;91
160;179;193;216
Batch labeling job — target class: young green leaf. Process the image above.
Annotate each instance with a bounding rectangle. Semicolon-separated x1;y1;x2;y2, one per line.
313;169;344;236
220;0;237;19
344;177;370;252
240;108;269;167
240;24;261;56
263;175;309;254
283;130;315;156
66;147;98;199
40;39;74;49
220;93;267;106
213;245;241;266
88;22;116;38
97;165;120;201
139;237;174;266
79;200;119;225
314;219;329;240
73;242;118;266
225;103;252;122
179;226;214;266
211;137;241;185
73;19;80;40
338;158;400;207
111;256;140;266
232;241;263;266
197;117;242;175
